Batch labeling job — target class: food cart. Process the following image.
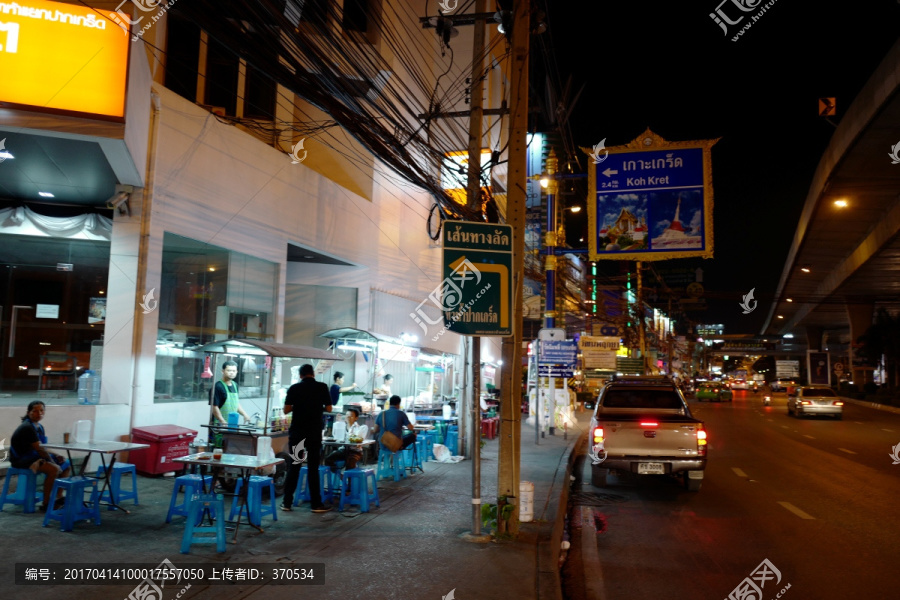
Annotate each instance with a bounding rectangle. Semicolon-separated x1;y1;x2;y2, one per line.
196;338;341;495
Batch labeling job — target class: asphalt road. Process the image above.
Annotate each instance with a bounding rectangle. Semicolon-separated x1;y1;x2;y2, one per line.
565;391;900;600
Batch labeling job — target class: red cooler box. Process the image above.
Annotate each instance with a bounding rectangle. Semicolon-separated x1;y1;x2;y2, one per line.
130;425;197;475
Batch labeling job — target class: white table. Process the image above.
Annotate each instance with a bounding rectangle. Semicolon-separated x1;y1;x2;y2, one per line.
172;453;284;541
43;440;150;513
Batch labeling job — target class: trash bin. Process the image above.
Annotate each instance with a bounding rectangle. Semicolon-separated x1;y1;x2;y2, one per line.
129;425;198;475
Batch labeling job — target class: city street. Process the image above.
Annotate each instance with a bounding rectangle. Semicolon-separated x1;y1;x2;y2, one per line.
566;392;900;600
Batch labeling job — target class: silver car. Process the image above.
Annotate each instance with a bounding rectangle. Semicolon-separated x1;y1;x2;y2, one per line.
787;386;844;419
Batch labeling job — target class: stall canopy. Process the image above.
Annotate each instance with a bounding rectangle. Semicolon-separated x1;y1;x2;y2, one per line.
318;327;400;348
197;339;338;360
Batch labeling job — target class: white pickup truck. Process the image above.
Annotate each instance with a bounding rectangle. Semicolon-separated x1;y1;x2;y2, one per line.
588;376;708;491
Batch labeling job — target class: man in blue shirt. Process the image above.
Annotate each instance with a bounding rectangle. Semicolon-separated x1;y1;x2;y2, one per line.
373;395;417;450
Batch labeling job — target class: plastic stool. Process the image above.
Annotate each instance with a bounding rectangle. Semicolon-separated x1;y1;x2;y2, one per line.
403;439;425;472
96;463;139;509
230;476;277;526
377;447;407;481
42;477;101;531
181;494;226;553
445;426;459;455
166;474;213;523
293;466;334;506
338;468;380;513
1;467;44;513
415;436;429;467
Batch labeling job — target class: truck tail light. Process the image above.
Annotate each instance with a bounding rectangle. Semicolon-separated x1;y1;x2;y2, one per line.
593;427;604;444
697;428;707;456
640;421;659;427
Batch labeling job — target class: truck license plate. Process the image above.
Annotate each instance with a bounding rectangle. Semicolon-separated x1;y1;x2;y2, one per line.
638;462;664;474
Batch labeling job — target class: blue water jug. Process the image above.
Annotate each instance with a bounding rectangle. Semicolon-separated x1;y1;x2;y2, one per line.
227;412;240;428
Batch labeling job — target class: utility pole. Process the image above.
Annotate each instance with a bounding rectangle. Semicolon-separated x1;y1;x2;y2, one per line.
637;261;647;374
544;149;558;329
498;0;529;537
463;0;490;543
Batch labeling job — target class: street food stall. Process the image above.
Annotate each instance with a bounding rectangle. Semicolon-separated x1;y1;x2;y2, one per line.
318;327;421;411
414;347;457;413
195;338;340;495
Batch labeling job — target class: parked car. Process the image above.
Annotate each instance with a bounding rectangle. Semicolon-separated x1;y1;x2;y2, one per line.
588;376;707;491
787;386;844;419
695;382;733;402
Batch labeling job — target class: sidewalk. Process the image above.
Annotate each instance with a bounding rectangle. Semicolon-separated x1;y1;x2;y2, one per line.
0;413;590;600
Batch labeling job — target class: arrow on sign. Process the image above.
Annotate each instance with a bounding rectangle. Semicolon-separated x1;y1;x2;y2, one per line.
602;168;618;177
449;255;510;328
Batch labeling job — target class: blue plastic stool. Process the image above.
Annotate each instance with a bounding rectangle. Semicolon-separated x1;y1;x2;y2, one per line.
402;441;423;472
414;436;428;469
338;468;380;513
1;467;44;513
180;494;226;553
229;476;278;526
445;426;459;455
42;477;101;532
420;432;435;461
377;447;407;481
96;463;139;509
293;466;334;506
166;474;213;523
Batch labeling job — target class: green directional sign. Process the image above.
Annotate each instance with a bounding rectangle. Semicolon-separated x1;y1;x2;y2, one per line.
440;221;513;337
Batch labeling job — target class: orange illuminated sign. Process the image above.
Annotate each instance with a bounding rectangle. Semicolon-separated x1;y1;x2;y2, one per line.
0;0;129;119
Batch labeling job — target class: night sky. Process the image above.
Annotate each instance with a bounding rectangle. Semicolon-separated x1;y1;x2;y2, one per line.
548;0;900;336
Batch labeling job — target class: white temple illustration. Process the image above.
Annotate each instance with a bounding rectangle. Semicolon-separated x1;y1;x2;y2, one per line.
651;197;702;248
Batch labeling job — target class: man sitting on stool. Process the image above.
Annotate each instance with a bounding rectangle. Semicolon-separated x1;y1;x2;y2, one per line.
373;395;417;451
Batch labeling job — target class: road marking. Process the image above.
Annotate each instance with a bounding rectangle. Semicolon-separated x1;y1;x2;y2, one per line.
838;448;857;455
883;428;895;433
803;435;815;439
778;501;816;520
855;421;864;425
732;468;748;478
780;425;789;429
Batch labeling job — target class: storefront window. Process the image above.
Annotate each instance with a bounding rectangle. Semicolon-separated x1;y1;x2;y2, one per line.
155;233;277;403
0;235;109;393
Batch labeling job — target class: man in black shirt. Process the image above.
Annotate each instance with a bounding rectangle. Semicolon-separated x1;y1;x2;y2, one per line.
281;363;333;513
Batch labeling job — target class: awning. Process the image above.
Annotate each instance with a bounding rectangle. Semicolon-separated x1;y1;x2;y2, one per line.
318;327;400;344
197;339;339;360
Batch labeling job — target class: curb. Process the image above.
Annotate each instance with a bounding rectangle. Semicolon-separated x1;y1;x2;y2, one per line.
579;505;603;600
841;396;900;415
537;427;589;600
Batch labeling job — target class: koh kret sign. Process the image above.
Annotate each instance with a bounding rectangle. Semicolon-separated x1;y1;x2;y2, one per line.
0;0;129;119
585;128;718;262
438;221;512;337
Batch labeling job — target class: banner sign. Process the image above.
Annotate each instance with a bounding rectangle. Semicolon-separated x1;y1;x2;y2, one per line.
539;340;577;365
580;336;619;370
0;0;130;119
585;129;718;261
807;351;830;386
439;221;512;336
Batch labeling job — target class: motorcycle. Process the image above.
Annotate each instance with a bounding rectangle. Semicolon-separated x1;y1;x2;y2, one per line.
763;395;771;406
